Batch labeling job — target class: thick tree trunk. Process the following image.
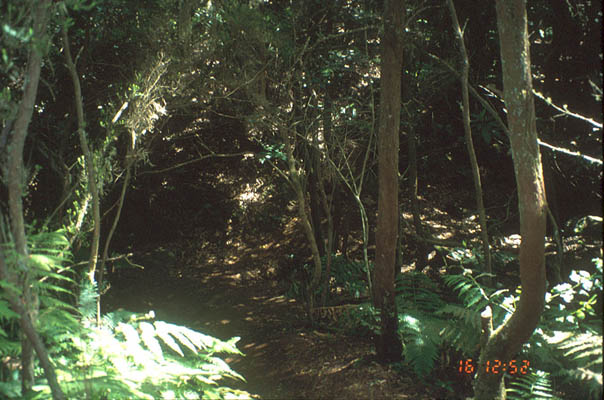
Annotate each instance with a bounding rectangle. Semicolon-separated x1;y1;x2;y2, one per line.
372;0;404;363
474;1;548;398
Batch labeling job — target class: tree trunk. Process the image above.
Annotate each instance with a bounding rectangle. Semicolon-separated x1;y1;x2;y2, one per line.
307;152;325;258
407;120;428;271
372;0;404;363
97;130;134;324
4;2;65;398
474;1;548;398
282;127;323;322
447;0;492;279
62;21;101;285
7;0;48;394
319;103;335;306
0;249;66;400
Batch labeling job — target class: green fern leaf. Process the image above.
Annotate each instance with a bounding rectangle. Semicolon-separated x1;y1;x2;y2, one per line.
154;321;184;356
506;370;560;400
140;321;164;359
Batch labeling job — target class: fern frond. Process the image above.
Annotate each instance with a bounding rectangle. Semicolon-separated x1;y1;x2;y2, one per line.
556;332;602;363
0;299;19;320
443;273;488;310
396;272;445;313
436;304;480;330
399;311;444;378
506;370;561;400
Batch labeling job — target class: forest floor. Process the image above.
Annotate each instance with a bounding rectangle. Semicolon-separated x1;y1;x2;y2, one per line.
103;190;601;400
103;212;458;399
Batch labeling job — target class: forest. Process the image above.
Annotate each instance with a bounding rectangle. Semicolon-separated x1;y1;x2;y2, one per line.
0;0;602;399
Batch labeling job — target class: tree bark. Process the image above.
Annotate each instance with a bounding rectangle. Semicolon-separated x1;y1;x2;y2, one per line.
474;1;548;398
407;120;428;271
372;0;404;363
447;0;492;278
62;21;101;285
7;0;50;393
4;2;65;398
282;127;323;322
319;104;335;306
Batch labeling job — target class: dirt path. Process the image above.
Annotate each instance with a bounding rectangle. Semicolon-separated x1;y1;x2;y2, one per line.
104;236;445;400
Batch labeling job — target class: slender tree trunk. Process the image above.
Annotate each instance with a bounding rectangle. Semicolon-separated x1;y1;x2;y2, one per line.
97;138;134;324
474;1;548;398
372;0;405;363
307;153;325;258
319;104;334;306
407;122;428;271
447;0;492;278
282;128;323;322
178;0;193;54
62;21;101;285
4;2;65;398
7;1;48;393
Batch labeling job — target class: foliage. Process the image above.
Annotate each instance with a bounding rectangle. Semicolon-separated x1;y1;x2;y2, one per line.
36;280;252;400
397;310;444;378
506;370;561;400
396;271;445;313
336;303;379;336
325;255;370;300
368;250;603;400
1;278;252;399
526;257;603;399
471;108;505;150
285;254;370;304
0;228;252;399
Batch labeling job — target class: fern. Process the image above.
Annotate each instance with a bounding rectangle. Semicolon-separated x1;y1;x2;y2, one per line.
506;370;561;400
443;270;489;310
398;311;445;378
557;332;602;366
34;305;253;399
544;331;603;399
396;271;445;313
1;228;253;399
435;304;480;355
0;299;19;357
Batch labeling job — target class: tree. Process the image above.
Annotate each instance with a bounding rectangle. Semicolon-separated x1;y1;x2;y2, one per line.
61;13;101;286
473;1;548;398
372;0;405;363
1;1;66;398
447;0;492;279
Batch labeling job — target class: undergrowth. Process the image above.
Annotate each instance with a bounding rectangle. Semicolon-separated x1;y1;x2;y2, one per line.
326;247;602;400
0;229;252;399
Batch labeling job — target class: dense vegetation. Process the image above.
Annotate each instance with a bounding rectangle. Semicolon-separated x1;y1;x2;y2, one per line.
1;0;601;399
